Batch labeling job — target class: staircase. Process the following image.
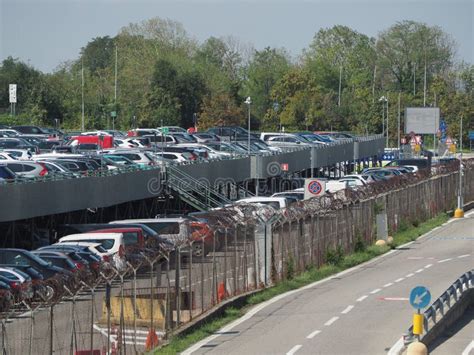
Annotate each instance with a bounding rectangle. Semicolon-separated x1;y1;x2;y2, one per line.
166;165;235;211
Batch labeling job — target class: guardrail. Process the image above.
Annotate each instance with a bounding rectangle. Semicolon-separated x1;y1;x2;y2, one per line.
405;269;474;344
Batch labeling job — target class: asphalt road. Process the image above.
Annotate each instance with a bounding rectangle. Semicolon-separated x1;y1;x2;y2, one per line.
185;212;474;355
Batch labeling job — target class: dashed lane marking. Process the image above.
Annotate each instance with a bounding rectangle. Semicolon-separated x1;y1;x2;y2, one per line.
395;278;405;283
356;295;368;302
438;258;452;263
383;282;394;288
324;316;339;326
341;305;354;314
286;344;302;355
370;288;381;294
306;330;321;339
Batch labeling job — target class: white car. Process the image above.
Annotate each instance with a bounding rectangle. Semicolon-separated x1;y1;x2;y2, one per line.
3;149;33;160
58;233;127;269
102;149;158;166
338;178;366;188
344;174;377;184
235;197;289;209
175;143;227;159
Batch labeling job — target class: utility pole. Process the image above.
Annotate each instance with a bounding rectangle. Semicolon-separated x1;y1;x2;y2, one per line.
372;65;376;103
398;92;401;152
423;54;427;107
455;115;464;218
81;59;85;132
386;93;389;147
114;45;118;130
413;63;416;96
338;65;342;107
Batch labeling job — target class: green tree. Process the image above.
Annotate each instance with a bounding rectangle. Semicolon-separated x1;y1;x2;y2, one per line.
243;47;290;127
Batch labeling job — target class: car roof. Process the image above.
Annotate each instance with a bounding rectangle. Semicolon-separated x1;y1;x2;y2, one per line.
60;233;123;239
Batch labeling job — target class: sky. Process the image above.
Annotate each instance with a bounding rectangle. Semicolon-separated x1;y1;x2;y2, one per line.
0;0;472;73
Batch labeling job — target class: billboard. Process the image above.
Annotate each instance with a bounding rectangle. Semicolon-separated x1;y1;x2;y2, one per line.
9;84;17;103
405;107;440;134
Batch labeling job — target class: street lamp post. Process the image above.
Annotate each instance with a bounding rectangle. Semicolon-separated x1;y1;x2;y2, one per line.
245;97;252;156
379;96;388;146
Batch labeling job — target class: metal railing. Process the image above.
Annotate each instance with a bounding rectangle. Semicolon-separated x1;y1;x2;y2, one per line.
166;165;233;210
405;269;474;344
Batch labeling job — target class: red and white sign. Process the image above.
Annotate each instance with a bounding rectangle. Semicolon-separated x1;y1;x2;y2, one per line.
401;138;407;144
446;137;453;145
415;135;422;144
304;179;326;200
410;137;417;145
280;163;289;171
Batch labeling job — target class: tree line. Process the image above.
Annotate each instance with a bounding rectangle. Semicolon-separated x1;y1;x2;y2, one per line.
0;18;472;144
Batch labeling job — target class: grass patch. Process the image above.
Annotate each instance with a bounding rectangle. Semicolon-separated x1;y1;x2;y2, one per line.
153;213;449;354
391;213;449;247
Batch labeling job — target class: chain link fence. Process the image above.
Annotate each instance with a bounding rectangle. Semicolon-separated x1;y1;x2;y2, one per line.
1;159;473;354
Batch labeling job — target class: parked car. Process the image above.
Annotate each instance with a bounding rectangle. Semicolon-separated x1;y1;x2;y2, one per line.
235;197;289;209
3;161;49;178
11;125;49;136
103;150;157;166
57;233;127;269
192;132;221;143
0;267;34;301
110;218;216;255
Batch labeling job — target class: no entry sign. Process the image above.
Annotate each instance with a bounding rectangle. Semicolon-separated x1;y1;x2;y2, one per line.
304;179;326;200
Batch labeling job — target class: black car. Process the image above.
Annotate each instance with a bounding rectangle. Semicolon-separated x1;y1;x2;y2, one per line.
0;248;70;279
11;125;48;135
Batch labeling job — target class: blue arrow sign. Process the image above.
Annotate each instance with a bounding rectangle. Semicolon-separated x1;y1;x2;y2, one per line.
410;286;431;309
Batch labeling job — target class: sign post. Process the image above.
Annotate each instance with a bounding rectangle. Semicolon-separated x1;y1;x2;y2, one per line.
304;179;326;200
409;286;431;339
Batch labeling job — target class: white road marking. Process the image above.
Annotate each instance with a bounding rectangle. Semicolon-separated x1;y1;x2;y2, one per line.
458;254;470;259
182;213;464;354
370;288;381;294
395;277;404;283
356;295;368;302
306;330;321;339
324;316;339;326
425;264;433;269
341;305;354;314
406;273;414;278
462;340;474;355
407;257;424;260
383;282;394;287
378;297;409;301
415;268;424;273
286;344;302;355
438;258;452;263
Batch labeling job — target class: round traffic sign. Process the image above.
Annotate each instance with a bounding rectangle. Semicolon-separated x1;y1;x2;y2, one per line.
409;286;431;309
308;180;323;195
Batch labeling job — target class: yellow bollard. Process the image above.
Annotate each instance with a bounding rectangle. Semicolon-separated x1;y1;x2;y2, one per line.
454;208;464;218
407;341;428;355
413;313;423;335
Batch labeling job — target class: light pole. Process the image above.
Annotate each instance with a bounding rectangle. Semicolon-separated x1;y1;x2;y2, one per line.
455;115;464;218
379;95;388;146
245;97;252;156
